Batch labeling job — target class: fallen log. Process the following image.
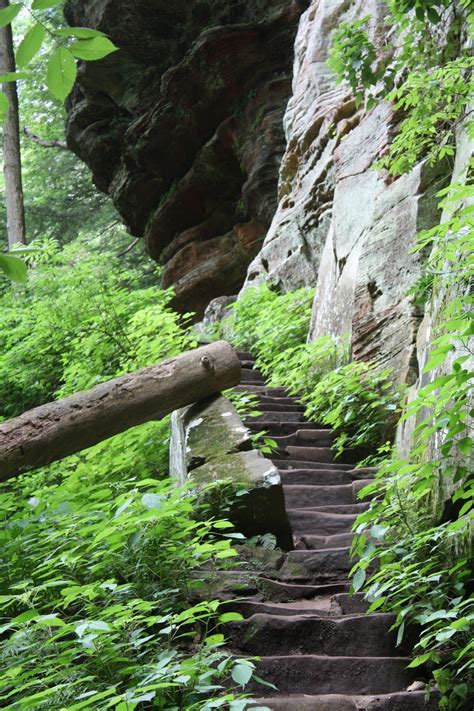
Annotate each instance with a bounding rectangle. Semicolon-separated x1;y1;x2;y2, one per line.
0;341;241;481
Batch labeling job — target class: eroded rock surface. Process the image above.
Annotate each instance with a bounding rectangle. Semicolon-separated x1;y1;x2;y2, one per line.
64;0;308;315
243;0;449;384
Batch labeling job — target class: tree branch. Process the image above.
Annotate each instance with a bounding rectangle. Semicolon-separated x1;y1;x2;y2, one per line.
23;127;68;150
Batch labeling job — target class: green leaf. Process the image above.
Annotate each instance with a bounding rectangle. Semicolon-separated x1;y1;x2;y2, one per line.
231;664;253;687
458;437;472;455
407;653;432;668
141;493;163;510
47;47;77;101
352;568;366;593
69;37;119;62
0;71;30;82
218;612;244;623
32;0;63;8
0;3;22;28
0;253;27;283
17;24;46;68
54;27;106;39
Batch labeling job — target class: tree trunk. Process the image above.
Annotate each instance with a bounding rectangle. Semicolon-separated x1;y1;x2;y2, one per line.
0;0;26;247
0;341;241;480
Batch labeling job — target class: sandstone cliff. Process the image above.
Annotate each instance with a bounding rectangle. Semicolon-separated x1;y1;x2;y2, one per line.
64;0;308;315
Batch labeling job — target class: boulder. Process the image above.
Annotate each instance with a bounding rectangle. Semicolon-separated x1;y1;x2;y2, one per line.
170;394;292;548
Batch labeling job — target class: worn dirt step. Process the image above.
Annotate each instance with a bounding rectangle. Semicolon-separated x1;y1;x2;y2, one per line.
240;360;257;369
283;483;367;507
272;432;334;448
278;548;352;581
286;509;358;535
294;533;355;550
227;613;404;657
248;656;416;695
249;692;439;710
280;468;372;486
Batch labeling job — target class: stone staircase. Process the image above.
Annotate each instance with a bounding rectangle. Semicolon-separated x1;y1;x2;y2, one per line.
222;350;438;710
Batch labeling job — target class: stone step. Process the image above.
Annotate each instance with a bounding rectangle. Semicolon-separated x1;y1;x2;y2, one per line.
227;613;401;657
294;533;355;550
248;655;415;695
234;384;288;397
272;431;334;448
249;692;439;710
332;592;368;615
230;598;338;619
241;372;266;384
274;446;335;463
256;395;303;407
240;360;257;369
245;422;326;435
257;578;349;602
283;483;364;507
280;468;369;486
289;503;369;515
279;548;352;581
252;411;305;423
287;509;357;535
276;460;353;471
236;350;255;361
257;403;305;413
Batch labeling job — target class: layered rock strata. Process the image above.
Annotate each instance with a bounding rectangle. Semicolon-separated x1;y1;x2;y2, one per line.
243;0;449;385
64;0;308;315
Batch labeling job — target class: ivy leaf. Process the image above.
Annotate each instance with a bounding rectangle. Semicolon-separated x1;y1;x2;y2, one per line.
458;437;472;455
69;37;119;62
31;0;63;9
16;24;46;68
0;3;22;28
0;254;27;283
47;47;77;101
231;664;253;687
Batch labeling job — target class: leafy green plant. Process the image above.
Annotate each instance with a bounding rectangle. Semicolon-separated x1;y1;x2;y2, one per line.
224;283;314;369
0;460;267;709
350;176;474;709
304;361;403;457
327;0;472;173
0;1;118;107
0;239;195;418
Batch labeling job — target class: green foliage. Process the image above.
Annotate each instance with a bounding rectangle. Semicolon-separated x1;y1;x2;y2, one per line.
351;176;474;708
327;0;472;173
0;463;263;709
267;336;348;394
0;239;195;418
225;283;314;370
304;360;403;457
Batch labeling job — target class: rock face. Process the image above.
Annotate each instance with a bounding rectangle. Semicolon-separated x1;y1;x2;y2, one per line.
64;0;308;316
243;0;449;385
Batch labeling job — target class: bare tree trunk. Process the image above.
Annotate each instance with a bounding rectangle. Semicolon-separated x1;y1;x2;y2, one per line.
0;341;241;480
0;0;26;247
